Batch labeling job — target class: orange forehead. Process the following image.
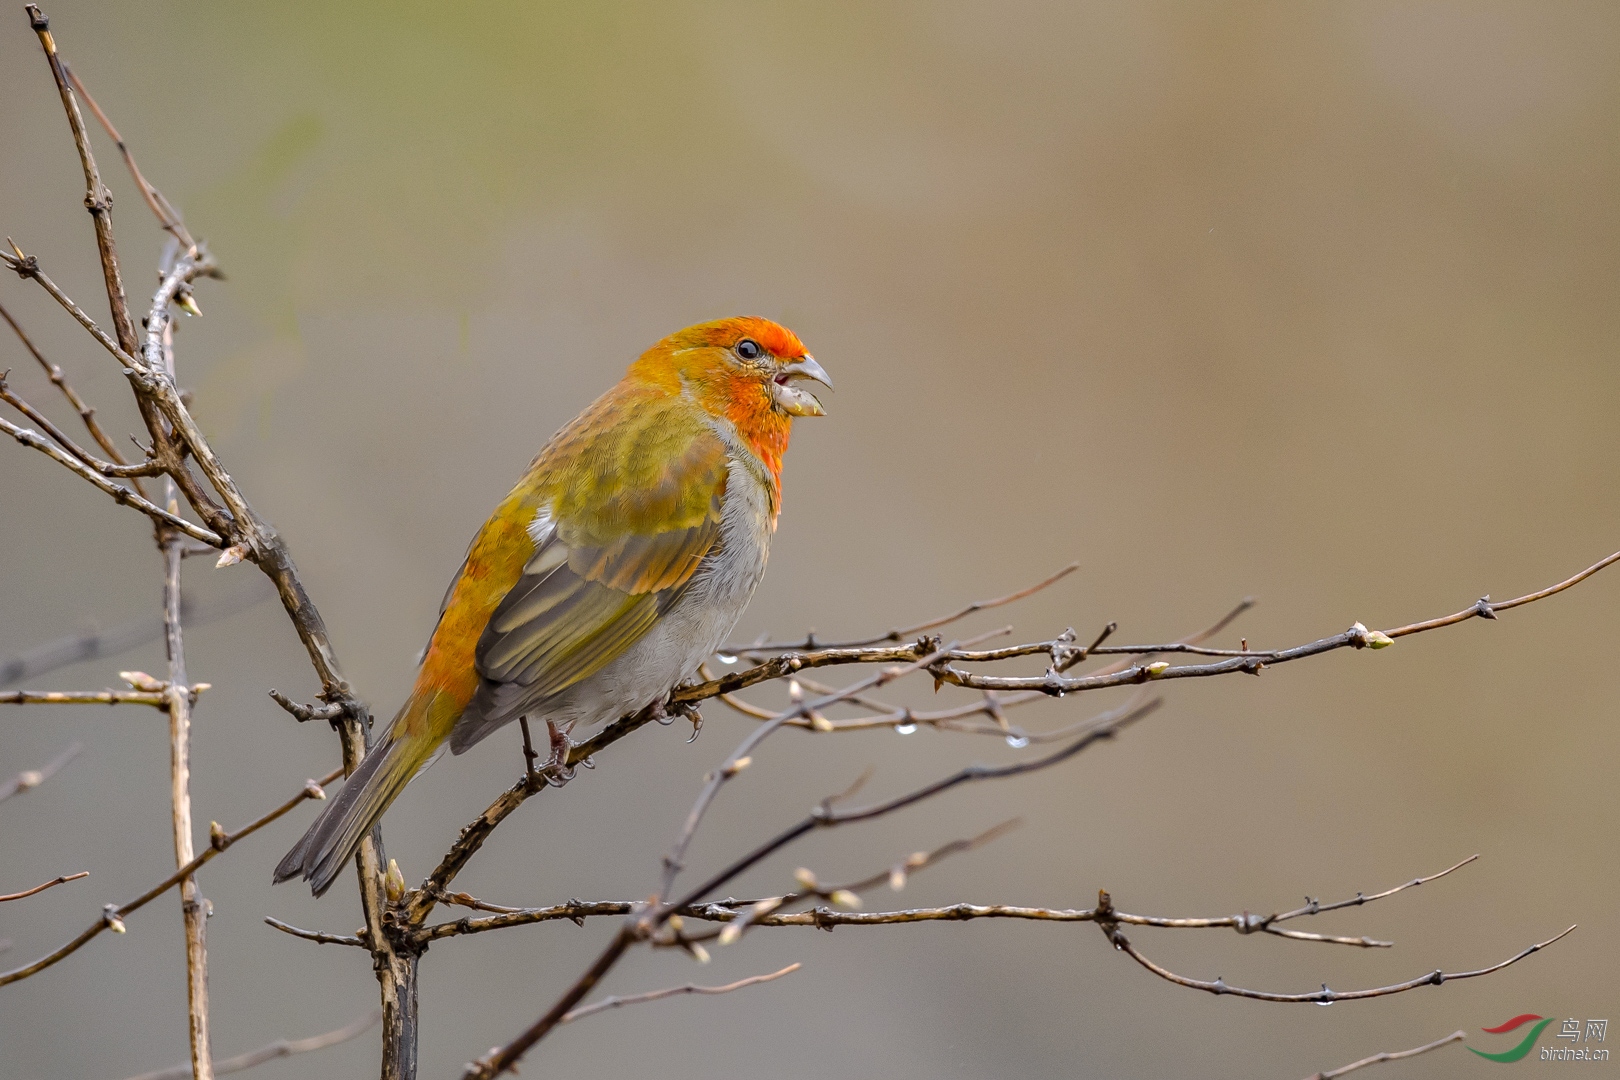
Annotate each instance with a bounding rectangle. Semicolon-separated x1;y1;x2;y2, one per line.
672;316;806;359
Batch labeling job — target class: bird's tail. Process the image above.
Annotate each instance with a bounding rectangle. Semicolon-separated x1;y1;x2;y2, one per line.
274;692;442;897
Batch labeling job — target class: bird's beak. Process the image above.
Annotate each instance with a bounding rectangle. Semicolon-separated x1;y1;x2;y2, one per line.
772;355;832;417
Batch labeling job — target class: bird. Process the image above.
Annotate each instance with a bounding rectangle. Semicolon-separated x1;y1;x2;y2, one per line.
274;316;830;896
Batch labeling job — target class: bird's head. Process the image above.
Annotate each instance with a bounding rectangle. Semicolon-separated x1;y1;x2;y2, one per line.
630;315;831;423
627;317;830;495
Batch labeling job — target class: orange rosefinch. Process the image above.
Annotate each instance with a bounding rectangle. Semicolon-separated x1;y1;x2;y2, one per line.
275;317;829;895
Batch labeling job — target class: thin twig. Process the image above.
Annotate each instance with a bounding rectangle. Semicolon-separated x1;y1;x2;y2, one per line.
559;963;801;1025
1;687;203;707
0;416;221;544
267;689;345;723
0;298;132;474
934;553;1620;693
1101;920;1575;1003
119;1010;382;1080
60;60;198;254
0;871;88;903
400;696;680;929
464;695;1158;1080
418;822;1019;946
0;741;83;802
0;244;139;368
667;698;1162;922
1271;855;1478;925
659;634;1001;903
1302;1030;1466;1080
1;371;157;476
729;563;1080;652
0;768;339;987
263;917;366;948
24;4;139;357
1385;549;1620;635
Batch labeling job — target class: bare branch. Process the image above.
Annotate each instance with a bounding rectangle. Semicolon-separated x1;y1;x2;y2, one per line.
0;375;159;477
0;243;138;367
1303;1031;1466;1080
0;871;87;903
729;563;1080;652
0;298;132;474
120;1010;382;1080
559;963;801;1025
418;822;1018;946
59;60;199;255
1271;855;1478;925
0;416;221;544
1;686;206;707
1386;549;1620;634
938;552;1619;693
158;499;213;1078
0;741;82;802
263;917;366;948
424;850;1484;953
660;634;998;903
0;768;338;987
1099;915;1575;1003
267;688;345;723
464;694;1158;1079
668;697;1159;918
399;696;681;929
23;4;139;357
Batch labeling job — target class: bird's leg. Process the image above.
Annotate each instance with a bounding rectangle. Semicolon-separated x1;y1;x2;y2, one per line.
539;718;576;788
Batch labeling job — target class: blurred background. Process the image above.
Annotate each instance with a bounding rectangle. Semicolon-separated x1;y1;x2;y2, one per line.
2;2;1617;1077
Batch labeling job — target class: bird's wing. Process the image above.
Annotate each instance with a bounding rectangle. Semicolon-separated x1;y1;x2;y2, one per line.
449;410;729;752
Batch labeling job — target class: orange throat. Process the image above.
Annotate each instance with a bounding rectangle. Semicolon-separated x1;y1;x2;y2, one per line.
728;403;791;519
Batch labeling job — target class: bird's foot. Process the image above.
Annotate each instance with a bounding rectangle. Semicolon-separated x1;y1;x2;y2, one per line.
519;717;576;791
650;696;703;743
540;719;577;787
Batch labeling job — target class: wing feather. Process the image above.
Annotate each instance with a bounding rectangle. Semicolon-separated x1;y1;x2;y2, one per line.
449;422;730;753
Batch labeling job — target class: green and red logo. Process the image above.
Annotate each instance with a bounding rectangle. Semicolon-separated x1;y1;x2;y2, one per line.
1469;1014;1610;1062
1470;1014;1556;1062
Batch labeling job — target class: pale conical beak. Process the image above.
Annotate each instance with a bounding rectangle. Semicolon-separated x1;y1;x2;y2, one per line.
773;355;832;417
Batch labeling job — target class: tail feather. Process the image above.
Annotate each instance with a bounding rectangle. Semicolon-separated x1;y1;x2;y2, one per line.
274;713;438;897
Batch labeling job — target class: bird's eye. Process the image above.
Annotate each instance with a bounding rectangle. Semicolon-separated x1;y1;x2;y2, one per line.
735;339;762;361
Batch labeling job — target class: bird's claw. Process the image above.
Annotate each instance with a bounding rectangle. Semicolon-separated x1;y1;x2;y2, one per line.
520;716;576;791
651;697;703;742
540;719;576;787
